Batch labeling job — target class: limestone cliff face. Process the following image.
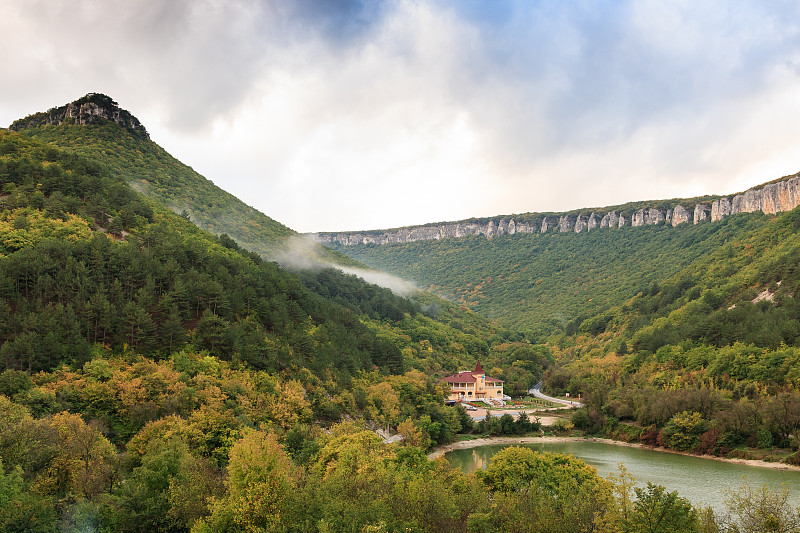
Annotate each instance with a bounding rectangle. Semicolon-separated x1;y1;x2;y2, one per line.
708;177;800;222
312;173;800;246
10;93;149;139
672;205;691;226
694;204;710;224
711;197;732;222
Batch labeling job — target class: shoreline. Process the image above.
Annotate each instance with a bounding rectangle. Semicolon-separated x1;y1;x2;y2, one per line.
428;435;800;472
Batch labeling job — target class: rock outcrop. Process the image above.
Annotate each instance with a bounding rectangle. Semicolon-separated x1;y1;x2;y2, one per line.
711;197;732;222
694;204;710;224
672;205;691;226
312;174;800;246
587;213;598;231
574;216;586;233
10;93;149;139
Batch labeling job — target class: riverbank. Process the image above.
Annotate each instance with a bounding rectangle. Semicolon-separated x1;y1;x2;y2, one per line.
428;435;800;472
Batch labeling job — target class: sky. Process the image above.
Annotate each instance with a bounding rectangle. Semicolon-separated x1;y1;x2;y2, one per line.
3;0;800;233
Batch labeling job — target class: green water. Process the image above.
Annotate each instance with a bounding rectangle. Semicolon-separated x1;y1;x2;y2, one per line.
445;440;800;513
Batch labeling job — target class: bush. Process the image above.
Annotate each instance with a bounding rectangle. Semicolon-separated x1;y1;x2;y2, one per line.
661;411;707;452
571;408;590;430
551;418;574;434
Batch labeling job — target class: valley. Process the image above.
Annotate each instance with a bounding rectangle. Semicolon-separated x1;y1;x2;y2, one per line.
2;94;800;532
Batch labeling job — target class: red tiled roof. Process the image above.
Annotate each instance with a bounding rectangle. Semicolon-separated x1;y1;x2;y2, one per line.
475;361;483;374
441;370;504;383
441;371;477;383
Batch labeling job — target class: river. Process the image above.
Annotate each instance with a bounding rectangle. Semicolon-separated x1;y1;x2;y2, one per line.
444;440;800;513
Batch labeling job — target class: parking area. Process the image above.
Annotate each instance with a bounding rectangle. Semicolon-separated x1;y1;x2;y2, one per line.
468;406;563;426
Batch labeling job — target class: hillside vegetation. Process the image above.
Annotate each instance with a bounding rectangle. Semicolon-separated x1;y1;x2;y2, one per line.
0;123;589;530
526;207;800;464
330;213;767;333
329;189;800;464
3;94;800;532
10;93;353;264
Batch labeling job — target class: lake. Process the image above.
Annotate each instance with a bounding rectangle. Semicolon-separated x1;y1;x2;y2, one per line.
444;439;800;513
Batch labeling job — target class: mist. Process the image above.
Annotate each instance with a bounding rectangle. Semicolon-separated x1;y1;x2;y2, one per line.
275;235;418;296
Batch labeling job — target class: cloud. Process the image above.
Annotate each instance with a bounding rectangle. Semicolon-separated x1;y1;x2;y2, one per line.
2;1;800;233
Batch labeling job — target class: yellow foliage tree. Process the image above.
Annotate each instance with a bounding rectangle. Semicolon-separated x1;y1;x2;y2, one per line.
38;412;116;500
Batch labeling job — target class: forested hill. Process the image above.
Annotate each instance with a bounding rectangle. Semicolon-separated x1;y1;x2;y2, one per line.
329;211;772;333
0;125;571;530
535;203;800;466
0;127;544;377
8;93;352;264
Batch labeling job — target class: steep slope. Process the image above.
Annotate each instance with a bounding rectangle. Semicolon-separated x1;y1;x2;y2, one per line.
0;128;541;380
328;212;769;333
590;207;800;354
8;93;354;264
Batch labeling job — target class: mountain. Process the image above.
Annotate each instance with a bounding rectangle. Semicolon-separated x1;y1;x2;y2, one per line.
0;121;544;376
319;172;799;333
8;93;354;264
312;173;800;245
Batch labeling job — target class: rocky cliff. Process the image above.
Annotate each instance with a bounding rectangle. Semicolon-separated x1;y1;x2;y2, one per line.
10;93;149;139
312;173;800;246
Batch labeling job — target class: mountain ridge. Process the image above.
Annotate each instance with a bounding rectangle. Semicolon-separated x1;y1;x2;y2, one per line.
312;171;800;246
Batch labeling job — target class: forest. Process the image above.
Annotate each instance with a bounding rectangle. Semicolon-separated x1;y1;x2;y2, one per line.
0;126;560;531
4;97;800;532
329;213;768;334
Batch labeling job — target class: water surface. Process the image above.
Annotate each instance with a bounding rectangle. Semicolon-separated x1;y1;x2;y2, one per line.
445;440;800;513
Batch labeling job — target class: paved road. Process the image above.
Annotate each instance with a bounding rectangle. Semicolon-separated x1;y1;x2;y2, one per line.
529;381;583;408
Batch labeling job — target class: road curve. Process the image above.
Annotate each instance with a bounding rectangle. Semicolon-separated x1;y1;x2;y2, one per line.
529;381;583;408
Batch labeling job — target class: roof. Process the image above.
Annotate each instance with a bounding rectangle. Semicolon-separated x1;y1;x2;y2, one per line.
441;371;477;383
441;370;504;383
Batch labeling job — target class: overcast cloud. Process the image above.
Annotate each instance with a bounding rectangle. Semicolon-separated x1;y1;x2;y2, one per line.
3;0;800;232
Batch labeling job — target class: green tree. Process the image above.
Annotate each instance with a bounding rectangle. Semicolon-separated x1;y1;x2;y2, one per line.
0;458;57;533
481;447;608;496
623;483;698;533
726;483;800;533
662;411;707;452
203;430;298;532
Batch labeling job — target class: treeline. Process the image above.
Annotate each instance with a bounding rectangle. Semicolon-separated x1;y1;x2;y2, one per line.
562;373;800;455
0;227;410;376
